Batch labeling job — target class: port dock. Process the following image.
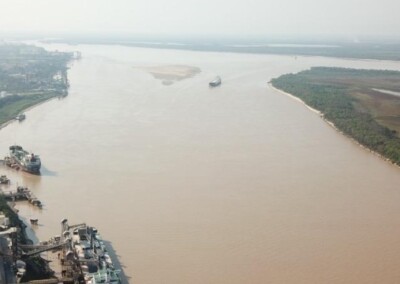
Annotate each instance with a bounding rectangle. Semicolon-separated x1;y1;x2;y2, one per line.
0;186;42;208
15;219;121;283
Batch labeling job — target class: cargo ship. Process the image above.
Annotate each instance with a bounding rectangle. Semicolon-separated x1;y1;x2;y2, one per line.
68;224;121;284
209;76;221;87
9;145;41;173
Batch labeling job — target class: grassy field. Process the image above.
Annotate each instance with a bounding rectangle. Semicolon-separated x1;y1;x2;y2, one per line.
352;90;400;135
271;67;400;165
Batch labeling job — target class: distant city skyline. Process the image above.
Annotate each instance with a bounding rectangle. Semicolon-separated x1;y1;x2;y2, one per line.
0;0;399;39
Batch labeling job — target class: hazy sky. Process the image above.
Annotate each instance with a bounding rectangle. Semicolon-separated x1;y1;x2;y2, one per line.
0;0;399;38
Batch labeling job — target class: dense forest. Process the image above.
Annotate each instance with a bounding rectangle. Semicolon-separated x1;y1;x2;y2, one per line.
271;67;400;165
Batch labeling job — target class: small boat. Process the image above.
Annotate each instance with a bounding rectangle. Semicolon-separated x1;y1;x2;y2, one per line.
0;175;10;184
30;199;42;208
30;218;38;225
209;76;221;87
16;113;26;121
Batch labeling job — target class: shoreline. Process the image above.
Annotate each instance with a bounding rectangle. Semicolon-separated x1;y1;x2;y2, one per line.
268;83;400;169
40;39;400;63
0;95;65;280
0;95;63;131
268;83;323;117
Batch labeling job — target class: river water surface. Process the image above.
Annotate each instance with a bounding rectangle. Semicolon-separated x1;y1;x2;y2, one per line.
1;44;400;283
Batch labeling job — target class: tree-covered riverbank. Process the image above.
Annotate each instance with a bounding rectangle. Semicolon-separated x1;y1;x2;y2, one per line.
0;44;72;125
271;67;400;165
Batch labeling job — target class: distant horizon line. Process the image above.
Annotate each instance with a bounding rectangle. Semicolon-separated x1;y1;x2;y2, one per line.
1;31;400;44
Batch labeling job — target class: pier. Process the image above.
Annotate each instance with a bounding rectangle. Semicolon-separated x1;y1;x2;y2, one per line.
16;230;78;283
0;176;120;282
14;219;121;283
0;186;42;208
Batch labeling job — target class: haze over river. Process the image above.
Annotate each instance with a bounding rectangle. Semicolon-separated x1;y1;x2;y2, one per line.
1;43;400;283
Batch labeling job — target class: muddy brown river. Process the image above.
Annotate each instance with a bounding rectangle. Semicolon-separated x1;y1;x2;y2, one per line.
0;43;400;283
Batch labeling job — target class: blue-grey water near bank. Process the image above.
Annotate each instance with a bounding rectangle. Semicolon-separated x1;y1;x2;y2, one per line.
1;43;400;284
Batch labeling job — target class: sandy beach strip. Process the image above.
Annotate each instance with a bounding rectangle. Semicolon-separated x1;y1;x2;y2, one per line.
137;65;201;81
268;83;323;116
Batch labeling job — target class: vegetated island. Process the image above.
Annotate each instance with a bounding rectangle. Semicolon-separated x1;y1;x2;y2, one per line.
271;67;400;166
0;43;72;126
